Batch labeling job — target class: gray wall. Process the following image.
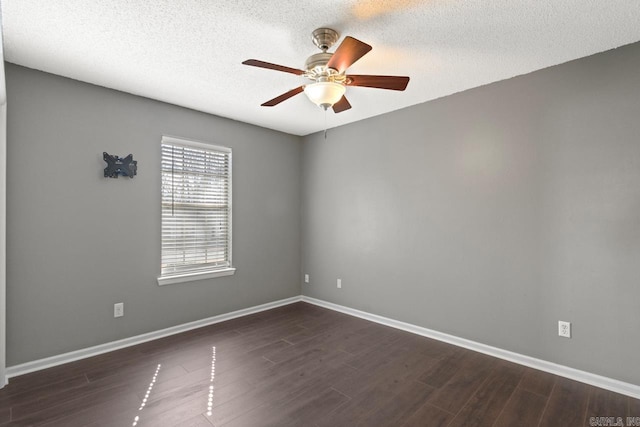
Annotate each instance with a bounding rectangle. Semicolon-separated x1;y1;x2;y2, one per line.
302;42;640;385
6;64;302;366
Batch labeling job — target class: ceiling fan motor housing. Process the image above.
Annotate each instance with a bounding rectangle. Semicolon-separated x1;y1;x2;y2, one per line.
305;52;333;72
307;29;342;80
304;52;346;84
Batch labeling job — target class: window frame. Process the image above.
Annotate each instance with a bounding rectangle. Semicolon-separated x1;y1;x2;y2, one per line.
157;135;235;286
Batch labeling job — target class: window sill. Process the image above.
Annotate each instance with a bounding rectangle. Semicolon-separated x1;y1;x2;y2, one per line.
157;267;236;286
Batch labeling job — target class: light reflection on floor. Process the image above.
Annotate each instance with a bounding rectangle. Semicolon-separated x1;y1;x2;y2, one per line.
132;363;161;427
207;346;216;416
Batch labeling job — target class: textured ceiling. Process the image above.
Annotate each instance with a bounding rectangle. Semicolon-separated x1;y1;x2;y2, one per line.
2;0;640;136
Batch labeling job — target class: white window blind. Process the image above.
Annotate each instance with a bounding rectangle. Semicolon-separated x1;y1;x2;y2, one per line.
160;136;233;283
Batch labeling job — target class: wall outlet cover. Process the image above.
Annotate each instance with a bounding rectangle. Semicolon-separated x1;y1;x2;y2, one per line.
114;302;124;318
558;321;571;338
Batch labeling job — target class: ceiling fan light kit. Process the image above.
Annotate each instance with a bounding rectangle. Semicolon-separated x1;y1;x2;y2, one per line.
304;82;346;110
242;28;410;113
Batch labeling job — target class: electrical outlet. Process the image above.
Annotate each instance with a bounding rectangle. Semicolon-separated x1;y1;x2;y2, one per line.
114;302;124;318
337;278;342;289
558;321;571;338
304;274;309;283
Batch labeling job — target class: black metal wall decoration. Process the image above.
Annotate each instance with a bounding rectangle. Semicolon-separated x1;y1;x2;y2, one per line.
103;152;137;178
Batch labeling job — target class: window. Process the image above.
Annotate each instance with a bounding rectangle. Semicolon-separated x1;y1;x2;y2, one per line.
158;136;234;285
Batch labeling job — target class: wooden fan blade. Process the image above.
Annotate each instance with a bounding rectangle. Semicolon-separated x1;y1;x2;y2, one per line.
347;75;410;91
326;36;372;73
332;96;352;113
261;86;304;107
242;59;305;76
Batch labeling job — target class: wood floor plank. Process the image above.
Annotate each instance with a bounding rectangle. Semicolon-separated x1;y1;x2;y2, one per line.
18;385;141;426
425;351;495;414
355;380;436;427
211;355;275;388
319;345;438;426
179;342;276;375
127;388;210;427
492;387;547;427
285;389;350;427
266;321;376;364
518;367;557;397
11;379;137;421
341;334;412;372
315;384;399;426
585;387;629;421
0;407;8;425
222;386;349;427
630;396;640;417
332;345;439;399
172;414;215;427
0;373;88;408
447;361;523;427
204;350;354;426
401;403;455;427
210;365;352;426
538;377;590;427
417;347;472;388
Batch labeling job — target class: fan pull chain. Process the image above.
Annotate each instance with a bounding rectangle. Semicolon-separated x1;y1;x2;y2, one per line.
324;109;327;140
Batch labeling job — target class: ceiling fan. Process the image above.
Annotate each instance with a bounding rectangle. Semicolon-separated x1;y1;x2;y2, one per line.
242;28;410;113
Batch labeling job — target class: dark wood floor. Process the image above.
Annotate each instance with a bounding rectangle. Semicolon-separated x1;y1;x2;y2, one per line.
0;302;637;426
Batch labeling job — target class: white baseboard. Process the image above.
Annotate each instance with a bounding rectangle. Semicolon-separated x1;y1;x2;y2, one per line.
6;294;639;400
301;296;640;399
5;295;302;381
